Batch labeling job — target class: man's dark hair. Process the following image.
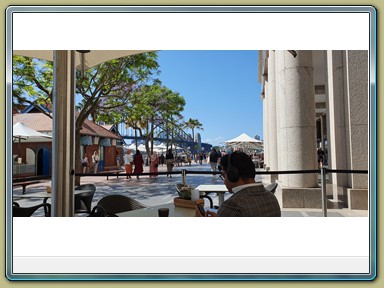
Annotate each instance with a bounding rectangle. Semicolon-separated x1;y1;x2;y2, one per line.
220;151;256;179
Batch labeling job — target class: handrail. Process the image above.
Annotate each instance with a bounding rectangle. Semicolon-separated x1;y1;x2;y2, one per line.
74;168;369;217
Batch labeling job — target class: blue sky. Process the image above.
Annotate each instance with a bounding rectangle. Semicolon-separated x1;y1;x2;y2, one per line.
157;50;263;147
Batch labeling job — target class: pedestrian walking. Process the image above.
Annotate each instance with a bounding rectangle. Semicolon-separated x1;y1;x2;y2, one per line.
165;149;175;177
209;148;220;173
81;154;88;174
133;150;144;179
92;150;100;174
124;149;133;179
149;152;159;178
116;151;122;170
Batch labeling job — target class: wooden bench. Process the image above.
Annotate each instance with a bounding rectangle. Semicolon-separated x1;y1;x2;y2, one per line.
13;180;40;194
99;170;123;180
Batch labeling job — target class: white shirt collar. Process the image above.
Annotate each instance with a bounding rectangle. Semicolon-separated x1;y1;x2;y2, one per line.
232;182;263;193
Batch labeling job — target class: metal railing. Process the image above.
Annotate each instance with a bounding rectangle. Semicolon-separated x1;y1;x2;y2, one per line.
13;167;368;217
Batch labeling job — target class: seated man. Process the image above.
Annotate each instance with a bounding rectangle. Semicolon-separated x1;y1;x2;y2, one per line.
198;151;281;217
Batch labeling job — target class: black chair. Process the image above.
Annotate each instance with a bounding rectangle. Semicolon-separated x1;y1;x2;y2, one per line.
175;184;214;208
75;184;96;214
97;195;147;217
87;205;108;217
265;183;278;194
13;201;51;217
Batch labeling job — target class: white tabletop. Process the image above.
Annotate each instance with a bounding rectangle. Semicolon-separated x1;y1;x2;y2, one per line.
116;202;196;217
195;184;229;206
195;184;228;192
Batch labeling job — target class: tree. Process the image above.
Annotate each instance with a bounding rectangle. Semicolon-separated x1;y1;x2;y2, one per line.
123;84;186;158
12;52;160;185
184;118;204;154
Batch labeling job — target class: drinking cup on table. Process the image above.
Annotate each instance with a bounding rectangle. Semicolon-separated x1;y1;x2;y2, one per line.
191;188;200;201
158;208;169;217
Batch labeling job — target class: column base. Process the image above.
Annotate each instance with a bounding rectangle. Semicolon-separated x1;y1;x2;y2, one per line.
281;187;322;208
347;189;368;210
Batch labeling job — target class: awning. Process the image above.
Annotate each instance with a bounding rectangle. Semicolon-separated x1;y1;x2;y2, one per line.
80;136;93;145
99;138;111;147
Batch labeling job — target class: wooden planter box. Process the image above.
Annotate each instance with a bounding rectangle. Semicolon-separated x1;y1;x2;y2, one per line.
174;197;204;209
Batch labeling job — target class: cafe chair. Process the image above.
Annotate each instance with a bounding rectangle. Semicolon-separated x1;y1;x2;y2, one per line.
75;183;97;192
265;183;278;194
96;195;147;217
74;184;96;215
87;205;109;217
13;201;51;217
175;184;214;208
74;190;95;215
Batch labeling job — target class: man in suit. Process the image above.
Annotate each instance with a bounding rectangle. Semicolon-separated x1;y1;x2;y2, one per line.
200;151;281;217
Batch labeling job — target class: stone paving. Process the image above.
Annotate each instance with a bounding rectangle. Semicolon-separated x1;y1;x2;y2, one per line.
12;162;368;217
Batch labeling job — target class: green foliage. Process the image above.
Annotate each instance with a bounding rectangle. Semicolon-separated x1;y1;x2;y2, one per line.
184;118;204;142
124;84;186;153
12;56;53;112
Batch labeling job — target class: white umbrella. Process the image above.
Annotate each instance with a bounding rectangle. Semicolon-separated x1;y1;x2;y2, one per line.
153;143;167;151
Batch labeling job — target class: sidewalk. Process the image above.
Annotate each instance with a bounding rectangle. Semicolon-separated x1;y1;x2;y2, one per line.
12;163;368;217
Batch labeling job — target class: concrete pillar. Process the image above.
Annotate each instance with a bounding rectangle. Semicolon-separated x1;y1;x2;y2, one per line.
345;50;368;189
267;50;278;173
326;51;348;192
282;50;318;188
262;84;269;168
275;51;288;185
52;51;76;217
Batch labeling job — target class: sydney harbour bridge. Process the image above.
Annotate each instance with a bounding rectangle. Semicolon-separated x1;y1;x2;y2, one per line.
114;122;212;153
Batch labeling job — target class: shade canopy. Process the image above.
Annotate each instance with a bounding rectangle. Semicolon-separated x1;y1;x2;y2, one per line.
13;122;52;142
226;133;262;145
13;50;152;70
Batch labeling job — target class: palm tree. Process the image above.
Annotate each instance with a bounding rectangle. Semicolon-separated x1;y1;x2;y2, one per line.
184;118;203;154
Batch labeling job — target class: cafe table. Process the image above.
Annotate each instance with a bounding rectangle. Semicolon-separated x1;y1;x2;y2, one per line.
13;190;93;216
195;184;229;206
116;202;196;217
13;190;91;204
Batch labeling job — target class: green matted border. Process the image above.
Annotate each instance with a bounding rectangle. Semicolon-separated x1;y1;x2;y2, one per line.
1;0;381;287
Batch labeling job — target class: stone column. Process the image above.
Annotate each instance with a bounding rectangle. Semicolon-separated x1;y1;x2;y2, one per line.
275;51;288;185
262;84;269;169
326;50;348;196
345;50;368;189
283;50;318;188
52;51;76;217
267;50;278;174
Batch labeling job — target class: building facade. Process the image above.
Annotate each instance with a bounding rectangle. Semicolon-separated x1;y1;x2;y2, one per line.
259;50;368;209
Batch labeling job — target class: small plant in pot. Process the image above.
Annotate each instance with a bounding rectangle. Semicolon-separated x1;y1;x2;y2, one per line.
179;186;194;200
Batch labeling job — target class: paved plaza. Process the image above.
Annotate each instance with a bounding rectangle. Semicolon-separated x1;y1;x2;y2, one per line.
12;163;368;217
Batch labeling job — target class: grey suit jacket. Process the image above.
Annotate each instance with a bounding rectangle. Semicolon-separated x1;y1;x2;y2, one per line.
217;184;281;217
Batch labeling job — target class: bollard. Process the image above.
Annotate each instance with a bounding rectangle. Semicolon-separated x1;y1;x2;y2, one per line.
321;167;327;217
182;169;186;186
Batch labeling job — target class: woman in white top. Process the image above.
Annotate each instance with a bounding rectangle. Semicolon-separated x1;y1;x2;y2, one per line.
92;150;100;174
123;149;134;179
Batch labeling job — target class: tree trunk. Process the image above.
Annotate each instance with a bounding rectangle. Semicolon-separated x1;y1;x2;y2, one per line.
74;125;82;186
134;129;138;149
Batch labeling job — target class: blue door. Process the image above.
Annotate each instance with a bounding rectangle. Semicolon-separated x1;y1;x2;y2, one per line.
42;148;50;175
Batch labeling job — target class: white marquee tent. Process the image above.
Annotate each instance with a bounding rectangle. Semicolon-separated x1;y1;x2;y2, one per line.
225;133;263;153
13;122;52;143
